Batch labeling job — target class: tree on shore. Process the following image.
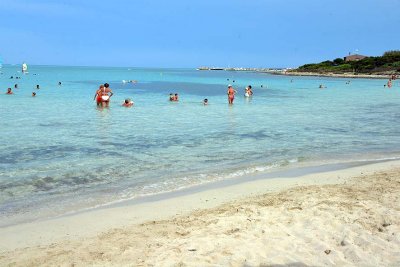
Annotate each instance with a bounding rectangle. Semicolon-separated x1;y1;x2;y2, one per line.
296;51;400;74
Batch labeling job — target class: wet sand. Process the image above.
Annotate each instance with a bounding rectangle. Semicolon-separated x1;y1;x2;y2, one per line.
1;160;399;266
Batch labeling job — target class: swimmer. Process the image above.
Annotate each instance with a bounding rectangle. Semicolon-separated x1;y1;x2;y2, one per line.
203;98;208;105
169;93;174;101
14;84;18;89
58;82;62;86
174;93;179;101
246;85;253;96
227;85;236;104
36;84;40;89
6;88;13;94
387;79;392;88
122;99;134;107
32;92;36;97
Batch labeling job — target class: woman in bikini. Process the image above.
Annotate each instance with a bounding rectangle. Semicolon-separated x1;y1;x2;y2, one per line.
94;84;105;106
227;85;236;104
101;83;113;107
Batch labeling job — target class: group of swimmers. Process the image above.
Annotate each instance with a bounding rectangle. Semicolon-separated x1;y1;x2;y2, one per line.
93;83;134;107
94;83;114;107
6;88;37;96
3;80;62;96
227;85;253;104
386;75;397;88
91;83;253;108
5;86;41;96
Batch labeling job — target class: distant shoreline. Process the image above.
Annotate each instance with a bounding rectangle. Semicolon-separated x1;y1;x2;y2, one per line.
269;71;393;80
197;67;394;79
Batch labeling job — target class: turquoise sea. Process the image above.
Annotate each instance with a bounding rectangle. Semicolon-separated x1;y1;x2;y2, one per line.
0;65;399;226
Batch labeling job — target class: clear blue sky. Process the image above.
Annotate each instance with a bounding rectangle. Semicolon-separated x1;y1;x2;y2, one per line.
0;0;399;68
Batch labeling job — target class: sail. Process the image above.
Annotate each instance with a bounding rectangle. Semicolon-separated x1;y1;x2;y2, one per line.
22;62;28;73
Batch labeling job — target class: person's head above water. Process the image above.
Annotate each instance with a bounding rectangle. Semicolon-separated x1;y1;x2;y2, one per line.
248;85;252;89
104;83;109;88
32;92;36;97
122;98;133;107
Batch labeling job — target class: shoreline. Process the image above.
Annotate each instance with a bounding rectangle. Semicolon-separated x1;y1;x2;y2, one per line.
0;158;395;228
1;159;400;265
267;70;393;79
195;67;397;79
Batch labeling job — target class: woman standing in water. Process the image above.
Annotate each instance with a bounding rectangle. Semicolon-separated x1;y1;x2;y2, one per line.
227;85;236;104
101;83;113;107
94;83;113;107
94;84;105;106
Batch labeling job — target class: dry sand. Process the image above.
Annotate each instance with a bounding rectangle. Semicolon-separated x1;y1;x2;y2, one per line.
1;160;400;266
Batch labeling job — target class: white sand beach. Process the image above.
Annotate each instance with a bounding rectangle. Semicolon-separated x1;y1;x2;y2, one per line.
1;160;400;266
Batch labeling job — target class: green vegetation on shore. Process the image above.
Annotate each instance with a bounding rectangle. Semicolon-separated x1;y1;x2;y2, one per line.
295;51;400;74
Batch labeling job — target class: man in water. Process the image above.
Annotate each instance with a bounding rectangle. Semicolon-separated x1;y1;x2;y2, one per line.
203;98;208;105
32;92;36;97
174;93;179;101
122;99;134;107
6;88;13;94
227;85;236;104
245;85;253;96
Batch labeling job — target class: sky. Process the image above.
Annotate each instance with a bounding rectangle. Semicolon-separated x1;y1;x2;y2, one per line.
0;0;399;68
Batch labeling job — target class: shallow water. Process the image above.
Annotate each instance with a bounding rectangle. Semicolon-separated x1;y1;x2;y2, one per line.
0;65;399;226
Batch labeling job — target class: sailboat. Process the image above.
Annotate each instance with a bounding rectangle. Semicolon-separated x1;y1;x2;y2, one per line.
22;62;28;74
